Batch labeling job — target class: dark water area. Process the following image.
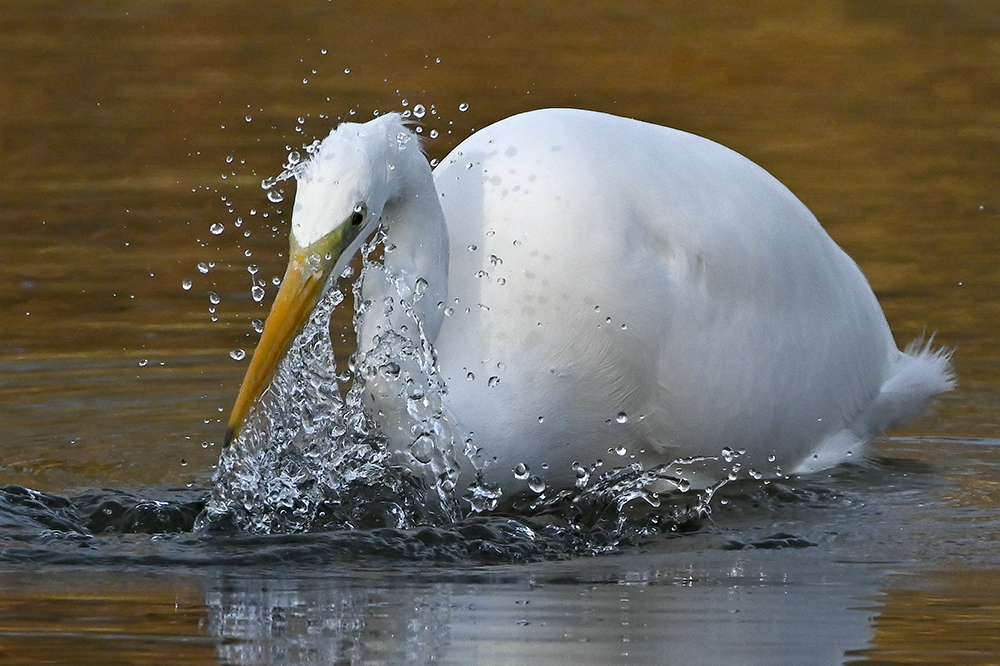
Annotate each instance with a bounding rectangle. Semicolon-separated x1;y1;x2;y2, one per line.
2;438;1000;664
2;1;1000;664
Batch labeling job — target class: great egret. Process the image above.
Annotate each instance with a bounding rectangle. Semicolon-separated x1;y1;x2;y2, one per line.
225;108;953;500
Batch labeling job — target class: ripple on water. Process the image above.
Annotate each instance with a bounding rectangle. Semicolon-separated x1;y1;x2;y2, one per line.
0;477;842;569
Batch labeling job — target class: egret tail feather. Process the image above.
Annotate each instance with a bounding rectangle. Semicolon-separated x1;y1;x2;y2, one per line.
865;337;956;438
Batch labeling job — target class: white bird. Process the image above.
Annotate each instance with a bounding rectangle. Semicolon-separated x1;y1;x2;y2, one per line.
225;108;954;502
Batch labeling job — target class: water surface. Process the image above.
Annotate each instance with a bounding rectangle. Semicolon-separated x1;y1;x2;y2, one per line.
1;1;999;663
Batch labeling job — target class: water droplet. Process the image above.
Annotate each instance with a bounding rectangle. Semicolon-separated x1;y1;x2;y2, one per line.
197;262;209;274
489;254;502;266
208;292;221;305
572;462;590;489
181;278;192;290
138;358;148;367
487;376;500;387
210;222;224;235
252;318;264;333
287;150;301;165
513;463;530;480
413;104;426;118
767;454;777;463
721;447;735;463
381;362;401;378
527;476;546;494
616;411;628;424
267;190;283;203
496;277;506;285
180;459;188;467
414;277;428;296
467;244;477;252
459;102;469;112
466;372;475;381
475;270;488;279
247;264;259;275
410;434;435;464
251;285;265;302
429;129;439;139
613;445;627;456
537;415;544;423
230;349;246;361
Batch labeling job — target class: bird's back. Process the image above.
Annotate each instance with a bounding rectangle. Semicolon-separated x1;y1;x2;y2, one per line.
429;108;951;492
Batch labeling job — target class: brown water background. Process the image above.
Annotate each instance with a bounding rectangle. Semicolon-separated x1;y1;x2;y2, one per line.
1;1;999;664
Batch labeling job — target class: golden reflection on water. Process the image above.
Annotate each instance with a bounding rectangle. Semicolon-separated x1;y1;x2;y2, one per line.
1;1;1000;664
0;572;215;666
849;570;1000;665
3;3;997;361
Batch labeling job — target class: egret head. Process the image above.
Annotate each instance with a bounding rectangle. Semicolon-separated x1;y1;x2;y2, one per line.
225;114;425;446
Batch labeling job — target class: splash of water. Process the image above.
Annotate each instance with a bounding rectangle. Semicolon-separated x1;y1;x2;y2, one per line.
200;228;753;538
348;254;467;522
200;230;467;534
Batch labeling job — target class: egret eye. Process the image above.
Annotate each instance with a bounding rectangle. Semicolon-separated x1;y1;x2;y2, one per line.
351;204;366;226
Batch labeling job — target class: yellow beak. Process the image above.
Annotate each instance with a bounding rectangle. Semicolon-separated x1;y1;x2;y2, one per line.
224;195;371;447
223;247;330;447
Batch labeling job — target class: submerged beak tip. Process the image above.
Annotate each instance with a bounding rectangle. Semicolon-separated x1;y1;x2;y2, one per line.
223;427;235;448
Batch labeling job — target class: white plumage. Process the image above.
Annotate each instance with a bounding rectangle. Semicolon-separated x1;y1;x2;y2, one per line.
227;108;954;499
